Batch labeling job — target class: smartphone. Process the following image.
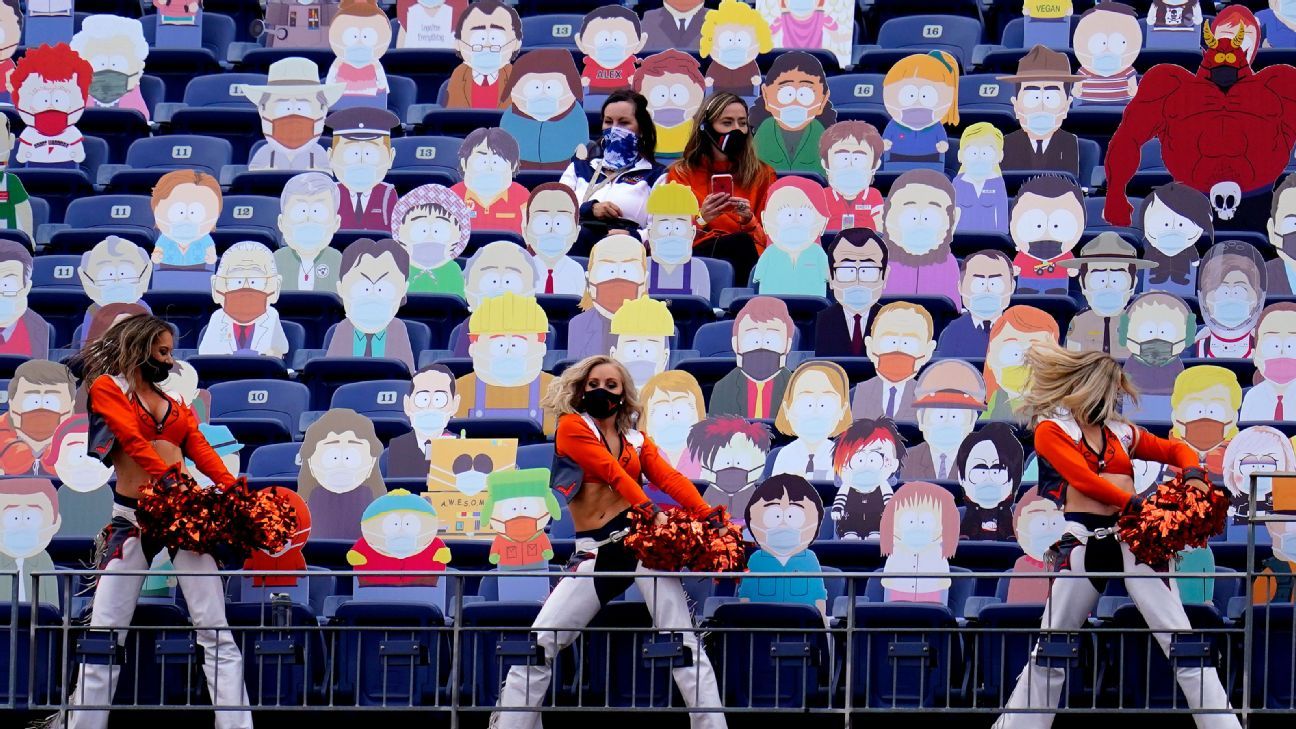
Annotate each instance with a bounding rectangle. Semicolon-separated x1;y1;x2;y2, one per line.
710;174;734;197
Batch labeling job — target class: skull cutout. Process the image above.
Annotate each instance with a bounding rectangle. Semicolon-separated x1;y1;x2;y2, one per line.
1210;181;1241;221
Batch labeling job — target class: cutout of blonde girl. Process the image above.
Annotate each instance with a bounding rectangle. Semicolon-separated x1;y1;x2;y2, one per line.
698;0;772;98
879;481;959;603
771;360;852;481
953;122;1009;234
881;51;959;167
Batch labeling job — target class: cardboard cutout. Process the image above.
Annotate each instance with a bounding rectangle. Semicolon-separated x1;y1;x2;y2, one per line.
186;423;242;488
0;478;60;605
1268;174;1296;294
1147;0;1202;49
574;6;647;96
388;364;460;478
757;0;851;67
500;49;588;170
0;117;32;236
739;474;828;616
299;408;385;541
1023;0;1073;49
1255;518;1296;605
820;121;883;231
347;488;450;586
0;0;21;103
481;468;557;600
1133;458;1168;498
900;360;986;482
982;306;1059;422
1121;292;1194;421
451;127;529;233
568;233;647;361
446;0;523;110
955;422;1025;541
879;169;961;307
1104;15;1296;227
462;239;537;314
77;236;152;348
261;0;341;49
83;303;148;350
152;0;202;48
998;46;1083;178
159;359;209;424
244;487;311;587
645;181;707;298
688;416;772;520
0;241;49;359
815;228;886;357
771;360;851;480
1260;0;1296;49
1241;304;1296;421
328;237;415;372
953;123;1008;234
1072;2;1142;105
524;182;583;296
325;0;393;111
642;371;707;480
609;295;673;391
12;43;91;169
936;250;1016;359
23;0;72;48
426;436;517;539
326;107;399;230
199;242;290;358
881;52;959;167
830;417;903;540
1010;175;1084;295
69;15;149;120
150;170;221;289
753;176;831;296
1006;487;1066;603
1059;232;1153;357
708;296;793;418
241;58;344;172
879;481;958;603
456;292;555;434
1192;240;1265;359
1222;426;1291;527
698;0;771;98
1170;365;1241;479
635;50;706;155
396;0;464;49
48;415;113;538
851;301;936;422
393;183;474;295
1138;182;1213;299
276;172;345;294
643;0;706;51
0;360;75;476
751;51;836;173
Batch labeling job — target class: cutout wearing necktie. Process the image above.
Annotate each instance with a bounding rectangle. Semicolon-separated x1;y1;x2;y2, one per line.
851;313;863;355
886;386;897;418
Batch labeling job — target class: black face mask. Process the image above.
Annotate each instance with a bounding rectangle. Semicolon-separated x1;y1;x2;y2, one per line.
1029;240;1065;260
1210;65;1239;90
703;125;748;156
739;348;781;382
713;467;754;495
582;387;623;419
140;357;173;384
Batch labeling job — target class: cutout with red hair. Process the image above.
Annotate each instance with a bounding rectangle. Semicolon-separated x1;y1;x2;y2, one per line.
9;43;92;111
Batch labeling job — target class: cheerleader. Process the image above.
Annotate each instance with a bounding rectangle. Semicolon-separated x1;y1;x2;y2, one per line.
994;344;1238;729
57;314;252;729
492;355;727;728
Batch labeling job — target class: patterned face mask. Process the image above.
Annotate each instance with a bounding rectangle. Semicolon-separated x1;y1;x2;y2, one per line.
600;126;640;170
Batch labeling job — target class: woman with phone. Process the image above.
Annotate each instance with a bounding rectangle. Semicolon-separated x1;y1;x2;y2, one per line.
666;92;776;285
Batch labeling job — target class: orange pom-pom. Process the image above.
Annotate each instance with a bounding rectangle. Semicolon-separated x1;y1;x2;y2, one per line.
137;466;298;558
623;506;749;573
1117;475;1230;568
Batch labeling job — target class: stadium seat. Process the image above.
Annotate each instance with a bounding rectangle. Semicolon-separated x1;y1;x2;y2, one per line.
957;74;1017;128
841;602;960;708
75;603;206;707
825;74;889;128
330;601;450;707
397;294;470;350
31;256;82;290
1105;601;1230;710
516;443;555;470
45;193;156;255
274;292;348;349
1249;604;1296;709
0;603;61;707
209;379;311;443
327;380;413;441
140;16;228;103
456;601;552;707
520;15;583;49
226;601;329;706
581;599;685;708
413;108;505;137
164;74;269;161
299;357;414;410
12;137;107;224
78;107;153;166
708;602;831;708
247;441;305;479
381;49;461;105
142;290;216;347
214;194;282;251
186;355;292;390
855;16;984;73
388;136;465;190
104;136;235;194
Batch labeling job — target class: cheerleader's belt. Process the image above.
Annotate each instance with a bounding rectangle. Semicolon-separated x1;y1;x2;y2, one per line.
1050;513;1123;593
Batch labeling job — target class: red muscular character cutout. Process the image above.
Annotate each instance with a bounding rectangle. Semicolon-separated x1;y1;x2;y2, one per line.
1104;21;1296;226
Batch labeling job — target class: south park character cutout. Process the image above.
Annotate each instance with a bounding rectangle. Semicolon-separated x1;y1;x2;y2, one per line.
982;305;1060;423
299;408;385;541
1009;175;1084;295
393;183;474;296
1241;303;1296;422
462;238;537;313
698;0;771;98
347;488;451;586
820;121;883;232
953;123;1008;234
998;45;1083;178
750;51;836;173
643;0;706;51
1222;425;1292;525
568;233;647;361
955;422;1025;542
1260;0;1296;48
1138;182;1213;299
12;43;91;169
753;176;830;296
240;58;344;172
426;436;517;539
645;181;708;299
276;172;345;294
500;50;587;171
0;241;50;359
47;415;113;539
451;127;529;234
186;423;242;488
482;467;557;569
1253;517;1296;605
326;107;399;231
852;301;936;423
609;295;673;391
524;182;583;297
881;52;959;167
688;416;772;520
0;116;32;236
935;250;1016;359
771;360;852;481
150;170;221;281
0;360;75;476
1147;0;1202;48
830;417;904;540
77;236;152;348
757;0;852;67
739;474;828;617
879;480;958;604
325;0;393;111
900;360;986;481
575;6;648;96
708;296;794;419
0;478;60;605
1072;2;1142;105
635;50;706;156
1170;365;1241;479
1192;240;1265;359
262;0;342;50
327;237;415;372
1120;292;1194;421
642;370;707;481
1059;232;1153;358
1270;174;1296;296
878;169;962;307
388;364;460;478
70;15;150;120
244;487;312;588
0;0;20;103
457;292;555;435
1005;487;1066;604
446;0;523;110
1022;0;1073;49
814;227;886;357
199;242;290;358
159;359;210;424
396;0;465;49
83;303;148;349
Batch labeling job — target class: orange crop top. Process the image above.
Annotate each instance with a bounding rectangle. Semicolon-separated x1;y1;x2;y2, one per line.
1034;419;1199;508
89;374;236;488
554;413;708;512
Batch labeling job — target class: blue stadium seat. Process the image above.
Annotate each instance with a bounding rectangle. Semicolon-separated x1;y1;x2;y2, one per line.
46;194;156;254
842;602;960;708
398;294;470;350
166;74;269;161
1250;604;1296;709
580;600;683;708
247;441;305;479
389;136;463;190
31;255;83;290
79;108;152;166
855;16;984;72
226;601;328;706
413;108;505;137
141;16;227;103
456;602;551;707
825;74;888;124
142;290;216;347
106;135;235;194
28;287;91;350
516;443;555;471
381;49;461;105
386;75;418;121
331;601;450;707
694;257;734;308
520;15;584;49
186;355;291;390
11;136;107;224
968;601;1047;703
330;380;413;441
1105;602;1230;710
299;357;414;410
78;603;206;707
958;74;1017;127
209;379;311;442
274;292;347;349
215;194;282;251
0;603;61;707
709;602;830;708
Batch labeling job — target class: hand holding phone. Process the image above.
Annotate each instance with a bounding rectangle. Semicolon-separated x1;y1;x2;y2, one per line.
710;174;734;197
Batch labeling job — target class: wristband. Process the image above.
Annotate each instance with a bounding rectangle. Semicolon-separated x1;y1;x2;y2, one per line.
631;500;661;519
1122;493;1145;516
1180;466;1209;484
701;505;728;530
